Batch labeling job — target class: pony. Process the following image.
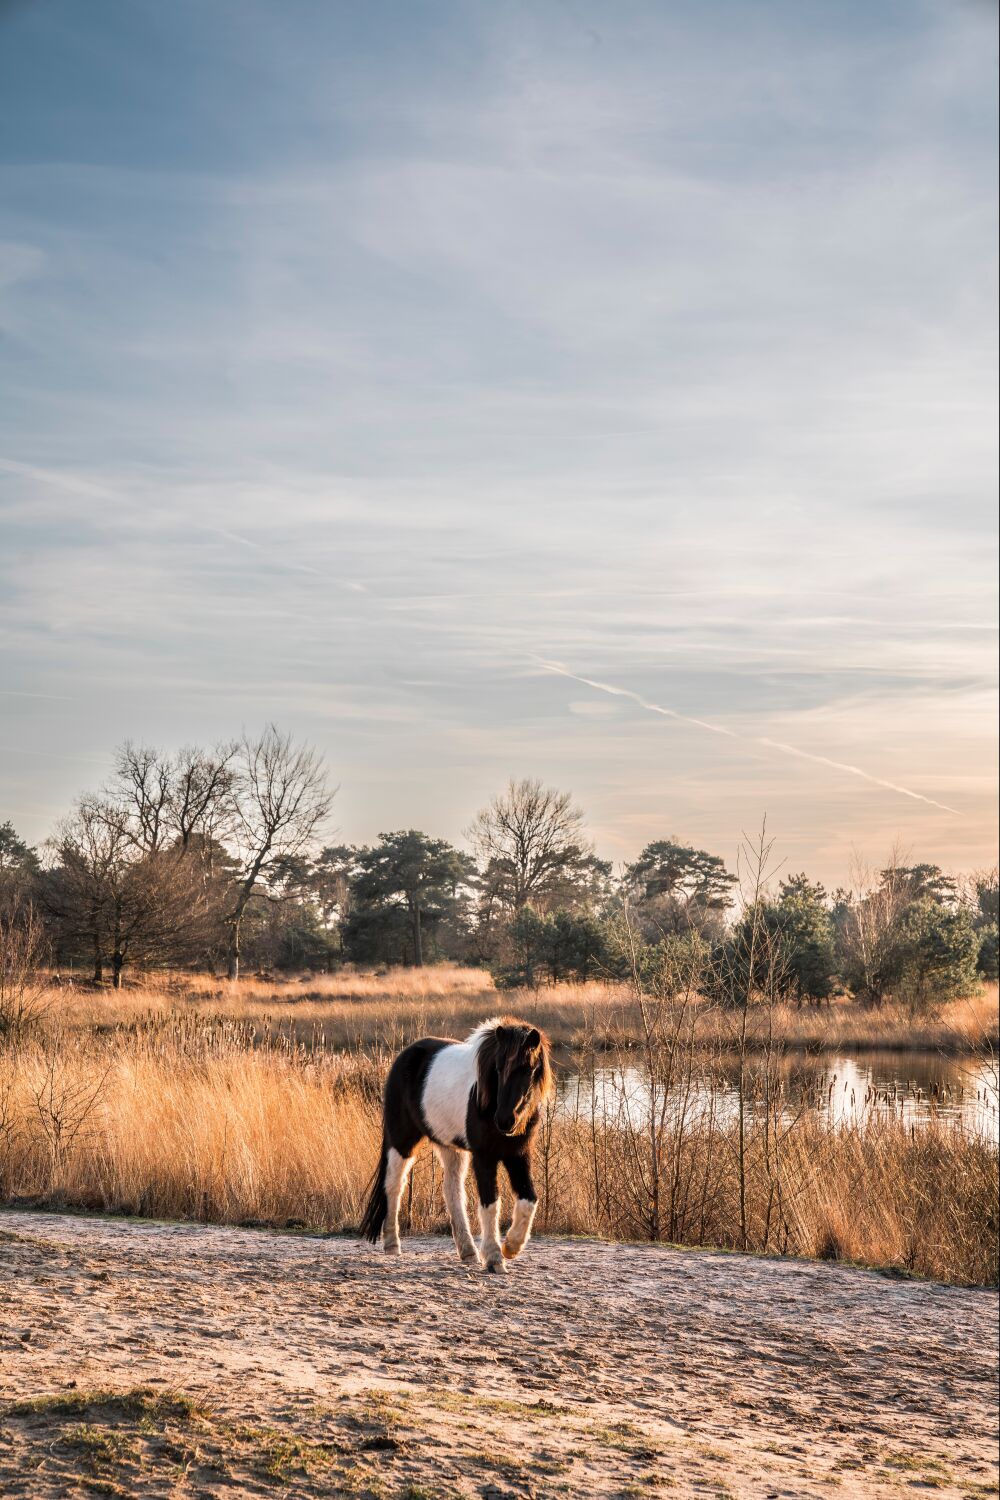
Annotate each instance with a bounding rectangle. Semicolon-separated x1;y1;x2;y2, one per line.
359;1017;553;1271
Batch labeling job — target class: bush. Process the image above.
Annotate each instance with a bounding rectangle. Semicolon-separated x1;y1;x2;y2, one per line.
977;923;999;982
632;930;709;998
894;899;981;1014
771;880;837;1002
707;893;836;1007
495;907;609;988
0;898;48;1041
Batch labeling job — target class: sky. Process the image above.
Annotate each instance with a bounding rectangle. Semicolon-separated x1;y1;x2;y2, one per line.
0;0;997;887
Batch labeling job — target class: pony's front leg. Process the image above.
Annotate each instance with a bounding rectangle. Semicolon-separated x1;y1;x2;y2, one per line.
383;1147;414;1256
435;1146;481;1267
471;1155;504;1273
502;1154;538;1261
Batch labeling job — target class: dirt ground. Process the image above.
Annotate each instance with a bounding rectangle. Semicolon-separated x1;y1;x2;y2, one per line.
1;1211;996;1499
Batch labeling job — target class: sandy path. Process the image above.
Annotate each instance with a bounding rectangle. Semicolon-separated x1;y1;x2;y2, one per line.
1;1211;996;1499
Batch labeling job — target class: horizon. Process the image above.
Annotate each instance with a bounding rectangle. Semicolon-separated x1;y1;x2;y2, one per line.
1;0;997;889
3;738;993;897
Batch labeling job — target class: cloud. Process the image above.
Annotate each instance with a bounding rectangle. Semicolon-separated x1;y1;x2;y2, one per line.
0;0;995;877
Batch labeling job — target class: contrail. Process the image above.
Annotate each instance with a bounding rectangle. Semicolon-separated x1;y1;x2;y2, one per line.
204;527;326;579
0;459;366;589
0;690;75;701
533;656;960;816
0;457;120;499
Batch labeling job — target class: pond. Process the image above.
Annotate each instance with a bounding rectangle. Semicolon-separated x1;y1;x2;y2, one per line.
557;1050;999;1143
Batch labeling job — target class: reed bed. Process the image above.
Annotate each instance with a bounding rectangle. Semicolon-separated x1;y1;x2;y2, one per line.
1;1022;995;1286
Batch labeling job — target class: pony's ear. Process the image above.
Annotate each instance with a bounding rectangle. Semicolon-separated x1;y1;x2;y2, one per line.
526;1028;541;1051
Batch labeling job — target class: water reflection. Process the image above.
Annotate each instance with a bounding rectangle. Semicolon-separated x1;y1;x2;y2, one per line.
557;1052;999;1143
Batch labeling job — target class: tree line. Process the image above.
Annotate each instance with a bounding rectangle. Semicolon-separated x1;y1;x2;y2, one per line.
0;726;996;1009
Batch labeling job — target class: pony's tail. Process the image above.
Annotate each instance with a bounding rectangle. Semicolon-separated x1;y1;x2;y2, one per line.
359;1137;389;1243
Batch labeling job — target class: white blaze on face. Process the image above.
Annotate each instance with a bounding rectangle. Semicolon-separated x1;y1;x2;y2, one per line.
422;1039;478;1146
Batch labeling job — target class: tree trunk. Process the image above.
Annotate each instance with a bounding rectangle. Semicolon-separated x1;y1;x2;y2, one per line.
227;861;267;984
227;919;241;981
92;932;103;985
112;898;124;992
412;902;423;967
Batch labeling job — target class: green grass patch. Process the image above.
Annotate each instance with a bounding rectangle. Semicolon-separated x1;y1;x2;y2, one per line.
57;1424;139;1466
7;1385;209;1425
226;1422;344;1483
419;1388;564;1421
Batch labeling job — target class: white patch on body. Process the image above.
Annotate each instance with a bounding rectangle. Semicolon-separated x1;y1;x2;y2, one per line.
422;1025;496;1146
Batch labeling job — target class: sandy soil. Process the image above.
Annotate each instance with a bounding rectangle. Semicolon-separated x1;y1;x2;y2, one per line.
1;1211;996;1499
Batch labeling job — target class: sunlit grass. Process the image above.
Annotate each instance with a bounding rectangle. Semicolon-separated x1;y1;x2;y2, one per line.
1;1012;995;1285
34;968;999;1055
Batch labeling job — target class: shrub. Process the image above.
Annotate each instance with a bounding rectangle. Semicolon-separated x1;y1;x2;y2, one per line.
977;923;999;982
894;899;981;1014
495;907;609;988
771;878;837;1002
0;898;48;1041
632;930;709;998
707;895;834;1007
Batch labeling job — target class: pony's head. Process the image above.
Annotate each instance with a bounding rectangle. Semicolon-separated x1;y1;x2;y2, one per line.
475;1018;553;1136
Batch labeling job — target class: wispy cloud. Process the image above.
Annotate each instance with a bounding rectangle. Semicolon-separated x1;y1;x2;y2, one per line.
0;0;995;877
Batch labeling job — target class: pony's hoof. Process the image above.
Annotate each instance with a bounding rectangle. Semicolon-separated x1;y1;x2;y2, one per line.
384;1242;401;1257
484;1255;507;1274
460;1249;482;1268
501;1241;521;1260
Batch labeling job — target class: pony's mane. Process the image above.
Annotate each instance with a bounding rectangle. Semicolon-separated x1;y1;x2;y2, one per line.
465;1016;508;1049
468;1015;553;1107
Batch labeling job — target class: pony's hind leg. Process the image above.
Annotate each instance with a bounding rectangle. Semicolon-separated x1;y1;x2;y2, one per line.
383;1147;414;1256
434;1146;480;1267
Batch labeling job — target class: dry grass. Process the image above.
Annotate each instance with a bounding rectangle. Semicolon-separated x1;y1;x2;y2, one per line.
1;1022;996;1286
0;1036;380;1229
36;968;1000;1056
3;967;994;1286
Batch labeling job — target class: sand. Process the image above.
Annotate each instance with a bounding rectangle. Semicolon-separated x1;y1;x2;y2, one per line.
1;1210;996;1498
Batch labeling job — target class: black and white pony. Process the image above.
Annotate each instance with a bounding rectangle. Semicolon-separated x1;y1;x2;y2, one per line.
360;1017;553;1271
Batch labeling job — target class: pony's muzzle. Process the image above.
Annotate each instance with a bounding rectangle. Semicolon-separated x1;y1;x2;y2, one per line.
494;1112;516;1135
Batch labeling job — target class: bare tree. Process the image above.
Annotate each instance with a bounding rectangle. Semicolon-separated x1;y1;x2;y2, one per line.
110;740;236;853
836;847;914;1005
467;777;603;915
0;896;48;1040
44;797;122;982
111;742;172;853
45;795;217;987
168;743;237;850
224;726;333;979
102;819;216;988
